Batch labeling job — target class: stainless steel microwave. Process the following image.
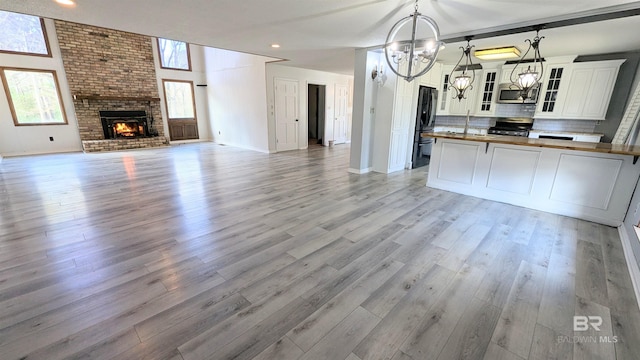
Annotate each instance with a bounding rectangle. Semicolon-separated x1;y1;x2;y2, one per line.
497;83;539;104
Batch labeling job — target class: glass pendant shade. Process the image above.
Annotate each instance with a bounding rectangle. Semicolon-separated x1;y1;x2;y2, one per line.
453;75;471;92
518;68;538;89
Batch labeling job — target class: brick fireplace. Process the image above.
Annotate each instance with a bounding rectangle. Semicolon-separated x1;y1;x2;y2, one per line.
55;20;169;152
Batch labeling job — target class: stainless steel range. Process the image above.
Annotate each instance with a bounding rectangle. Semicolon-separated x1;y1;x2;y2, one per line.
488;117;534;137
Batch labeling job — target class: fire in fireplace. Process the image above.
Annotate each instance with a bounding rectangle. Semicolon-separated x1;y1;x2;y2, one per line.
114;121;144;137
100;110;149;139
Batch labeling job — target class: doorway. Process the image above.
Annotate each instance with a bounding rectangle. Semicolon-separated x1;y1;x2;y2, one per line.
307;84;326;146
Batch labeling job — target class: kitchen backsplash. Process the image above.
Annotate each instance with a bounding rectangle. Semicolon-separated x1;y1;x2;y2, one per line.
435;101;598;134
531;119;597;133
435;116;493;128
494;103;536;118
435;115;598;133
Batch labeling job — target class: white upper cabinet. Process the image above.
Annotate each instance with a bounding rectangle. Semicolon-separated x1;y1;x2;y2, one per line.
535;63;573;119
448;82;478;116
419;62;442;88
559;59;624;120
499;64;517;84
437;65;454;116
532;56;622;120
435;62;501;117
439;64;479;116
474;66;500;116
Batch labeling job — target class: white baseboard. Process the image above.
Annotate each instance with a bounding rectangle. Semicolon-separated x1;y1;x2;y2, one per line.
617;225;640;311
348;167;371;174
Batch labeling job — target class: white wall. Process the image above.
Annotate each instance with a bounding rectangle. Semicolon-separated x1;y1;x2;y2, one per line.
0;19;82;157
203;48;273;153
153;41;211;142
349;49;376;173
265;63;353;151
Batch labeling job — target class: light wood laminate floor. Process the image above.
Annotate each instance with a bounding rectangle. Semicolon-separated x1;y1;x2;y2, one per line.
1;143;639;360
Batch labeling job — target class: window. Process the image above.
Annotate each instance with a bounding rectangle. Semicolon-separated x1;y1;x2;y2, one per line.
163;80;196;119
157;38;191;70
0;11;51;56
1;68;67;125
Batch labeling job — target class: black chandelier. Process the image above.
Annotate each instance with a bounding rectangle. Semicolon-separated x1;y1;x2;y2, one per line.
449;37;475;101
509;27;545;101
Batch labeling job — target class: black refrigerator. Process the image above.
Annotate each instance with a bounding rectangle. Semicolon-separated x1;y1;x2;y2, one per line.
412;86;437;168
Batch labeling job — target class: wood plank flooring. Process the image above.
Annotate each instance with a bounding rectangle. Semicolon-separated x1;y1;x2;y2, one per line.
1;143;639;360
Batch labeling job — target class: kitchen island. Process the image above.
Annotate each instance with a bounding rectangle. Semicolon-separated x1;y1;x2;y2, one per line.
421;132;640;226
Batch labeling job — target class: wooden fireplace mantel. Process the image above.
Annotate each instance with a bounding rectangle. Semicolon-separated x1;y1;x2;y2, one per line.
73;95;161;102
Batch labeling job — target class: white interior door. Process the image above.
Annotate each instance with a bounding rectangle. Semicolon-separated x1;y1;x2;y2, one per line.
275;78;299;151
333;84;348;144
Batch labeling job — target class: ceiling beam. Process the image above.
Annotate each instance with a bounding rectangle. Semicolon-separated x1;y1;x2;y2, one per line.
441;2;640;44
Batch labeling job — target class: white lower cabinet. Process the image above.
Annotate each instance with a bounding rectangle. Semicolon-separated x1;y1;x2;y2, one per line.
427;138;640;225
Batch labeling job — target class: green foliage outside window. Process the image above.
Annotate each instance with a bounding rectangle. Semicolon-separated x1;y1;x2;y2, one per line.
3;69;66;125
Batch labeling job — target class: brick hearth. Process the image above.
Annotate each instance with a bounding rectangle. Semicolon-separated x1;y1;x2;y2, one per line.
82;137;169;152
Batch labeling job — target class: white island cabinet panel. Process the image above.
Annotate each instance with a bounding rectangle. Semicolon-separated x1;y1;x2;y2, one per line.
549;154;622;209
427;138;640;226
436;141;481;184
487;147;541;195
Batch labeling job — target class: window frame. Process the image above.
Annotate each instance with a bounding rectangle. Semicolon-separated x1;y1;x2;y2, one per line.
156;38;192;71
0;15;52;57
0;67;68;126
162;79;197;121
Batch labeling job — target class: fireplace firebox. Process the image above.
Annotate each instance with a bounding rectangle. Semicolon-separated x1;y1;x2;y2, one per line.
100;110;150;139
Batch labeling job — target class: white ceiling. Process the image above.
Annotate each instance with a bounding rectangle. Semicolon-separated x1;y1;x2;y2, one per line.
2;0;640;74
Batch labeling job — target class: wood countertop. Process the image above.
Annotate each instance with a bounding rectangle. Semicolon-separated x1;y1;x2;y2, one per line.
421;131;640;157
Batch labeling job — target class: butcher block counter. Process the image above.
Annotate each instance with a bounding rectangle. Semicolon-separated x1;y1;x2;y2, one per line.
421;131;640;226
421;131;640;157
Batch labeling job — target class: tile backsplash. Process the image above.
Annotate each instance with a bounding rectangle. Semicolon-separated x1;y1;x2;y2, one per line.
435;101;598;134
434;116;493;128
494;103;536;118
531;119;597;133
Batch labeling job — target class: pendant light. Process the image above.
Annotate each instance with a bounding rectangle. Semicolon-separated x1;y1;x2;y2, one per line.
509;26;545;102
449;37;475;101
384;0;444;82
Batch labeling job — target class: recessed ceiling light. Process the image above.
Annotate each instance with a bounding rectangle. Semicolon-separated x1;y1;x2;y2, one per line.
271;44;280;48
55;0;76;7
